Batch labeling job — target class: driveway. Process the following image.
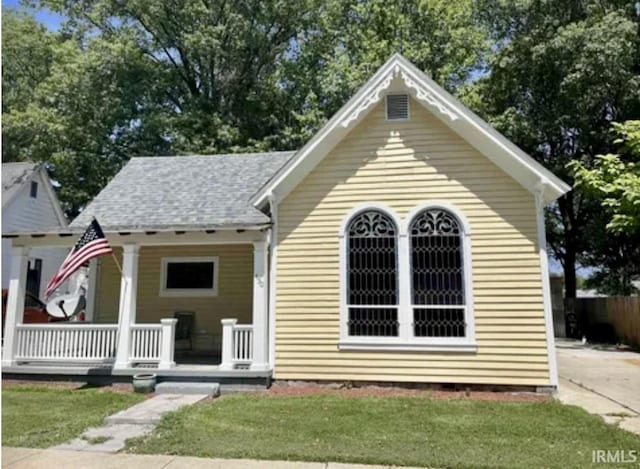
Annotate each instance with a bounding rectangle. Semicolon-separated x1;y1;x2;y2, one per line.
556;339;640;434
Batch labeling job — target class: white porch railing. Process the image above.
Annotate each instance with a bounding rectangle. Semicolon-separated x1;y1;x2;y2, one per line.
12;318;177;369
232;325;254;364
129;319;177;369
130;324;162;362
15;324;118;363
220;319;254;370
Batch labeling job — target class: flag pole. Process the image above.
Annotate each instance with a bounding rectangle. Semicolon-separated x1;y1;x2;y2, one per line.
111;252;123;276
92;217;123;275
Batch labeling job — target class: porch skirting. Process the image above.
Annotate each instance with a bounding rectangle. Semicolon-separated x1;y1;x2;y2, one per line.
2;362;273;390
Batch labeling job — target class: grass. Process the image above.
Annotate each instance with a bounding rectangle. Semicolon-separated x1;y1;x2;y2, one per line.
2;384;145;448
127;393;640;469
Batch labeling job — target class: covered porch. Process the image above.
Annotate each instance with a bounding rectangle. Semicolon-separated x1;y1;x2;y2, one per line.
1;229;271;379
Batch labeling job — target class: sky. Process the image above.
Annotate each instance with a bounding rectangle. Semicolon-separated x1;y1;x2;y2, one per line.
3;0;65;30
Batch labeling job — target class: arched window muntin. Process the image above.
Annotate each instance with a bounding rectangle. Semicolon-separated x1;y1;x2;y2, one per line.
344;206;399;338
409;208;467;338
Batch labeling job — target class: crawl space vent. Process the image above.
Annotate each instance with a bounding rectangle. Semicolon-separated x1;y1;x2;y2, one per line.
386;94;409;120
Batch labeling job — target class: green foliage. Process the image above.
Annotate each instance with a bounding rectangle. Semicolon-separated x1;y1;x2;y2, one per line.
571;121;640;234
570;121;640;295
2;8;168;215
473;0;640;299
2;1;488;216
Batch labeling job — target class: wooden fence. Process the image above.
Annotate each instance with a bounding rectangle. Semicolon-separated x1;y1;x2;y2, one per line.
576;297;640;347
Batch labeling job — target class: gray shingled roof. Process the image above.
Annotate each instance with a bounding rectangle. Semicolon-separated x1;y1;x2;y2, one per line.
2;162;39;204
70;152;294;231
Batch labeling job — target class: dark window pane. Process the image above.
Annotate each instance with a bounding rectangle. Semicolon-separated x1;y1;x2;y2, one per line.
411;235;463;305
346;210;398;337
30;181;38;198
348;307;398;336
410;209;466;338
413;308;465;337
166;262;214;289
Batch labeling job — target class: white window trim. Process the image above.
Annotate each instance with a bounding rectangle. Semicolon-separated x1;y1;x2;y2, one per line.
338;201;476;351
385;93;411;121
338;203;401;344
159;256;219;297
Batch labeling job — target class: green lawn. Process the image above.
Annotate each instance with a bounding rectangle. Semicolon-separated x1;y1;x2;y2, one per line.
2;384;145;448
128;393;640;469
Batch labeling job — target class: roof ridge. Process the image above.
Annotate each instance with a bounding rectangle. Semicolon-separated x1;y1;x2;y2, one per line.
129;151;296;160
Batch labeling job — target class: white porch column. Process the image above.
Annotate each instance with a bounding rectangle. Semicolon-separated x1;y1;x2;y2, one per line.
114;244;139;369
251;240;269;370
158;318;178;369
220;318;237;371
2;246;29;367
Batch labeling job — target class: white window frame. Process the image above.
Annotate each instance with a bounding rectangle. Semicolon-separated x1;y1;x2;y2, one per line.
159;256;219;297
338;201;476;352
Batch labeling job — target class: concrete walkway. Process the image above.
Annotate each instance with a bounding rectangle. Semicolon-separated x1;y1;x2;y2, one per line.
2;448;422;469
53;394;210;453
556;339;640;434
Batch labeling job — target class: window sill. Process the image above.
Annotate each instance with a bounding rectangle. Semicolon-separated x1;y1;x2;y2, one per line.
338;341;478;353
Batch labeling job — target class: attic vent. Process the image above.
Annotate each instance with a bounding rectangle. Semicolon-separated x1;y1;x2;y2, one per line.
385;94;409;120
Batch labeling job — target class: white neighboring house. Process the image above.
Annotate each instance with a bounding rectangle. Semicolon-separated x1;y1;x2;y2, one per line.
2;162;69;299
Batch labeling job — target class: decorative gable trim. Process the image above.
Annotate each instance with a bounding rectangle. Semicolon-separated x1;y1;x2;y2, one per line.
339;65;459;129
399;70;458;122
252;53;570;208
340;70;395;128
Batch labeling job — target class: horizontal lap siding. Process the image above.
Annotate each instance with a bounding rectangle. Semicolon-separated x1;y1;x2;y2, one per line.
275;99;550;385
95;248;122;323
95;245;253;347
2;172;69;297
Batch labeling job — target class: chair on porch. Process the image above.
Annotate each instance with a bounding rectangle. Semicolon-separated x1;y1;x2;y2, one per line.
174;311;195;352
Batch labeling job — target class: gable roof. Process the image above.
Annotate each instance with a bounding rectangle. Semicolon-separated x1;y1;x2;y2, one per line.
252;53;571;207
2;162;40;206
2;162;67;226
70;152;294;232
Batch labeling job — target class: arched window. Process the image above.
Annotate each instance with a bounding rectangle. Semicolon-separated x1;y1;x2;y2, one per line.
346;210;399;337
410;209;466;338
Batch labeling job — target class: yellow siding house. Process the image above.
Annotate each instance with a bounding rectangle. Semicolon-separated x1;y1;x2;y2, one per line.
3;54;570;390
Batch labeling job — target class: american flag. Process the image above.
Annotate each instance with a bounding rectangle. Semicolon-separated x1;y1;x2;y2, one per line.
44;219;113;299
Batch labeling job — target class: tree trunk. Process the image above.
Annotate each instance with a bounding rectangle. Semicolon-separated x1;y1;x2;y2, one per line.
557;191;581;339
562;244;579;338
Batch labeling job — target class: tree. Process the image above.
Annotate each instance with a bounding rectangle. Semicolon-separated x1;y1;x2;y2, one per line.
4;0;489;216
570;121;640;295
2;9;168;215
279;0;489;147
473;1;640;309
1;10;55;161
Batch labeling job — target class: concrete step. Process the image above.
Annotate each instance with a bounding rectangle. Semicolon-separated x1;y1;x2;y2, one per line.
105;393;209;425
155;381;220;397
